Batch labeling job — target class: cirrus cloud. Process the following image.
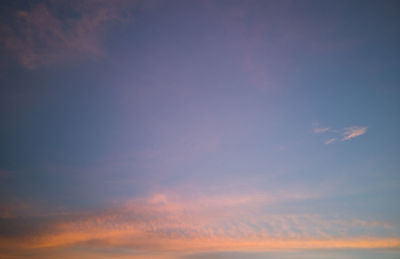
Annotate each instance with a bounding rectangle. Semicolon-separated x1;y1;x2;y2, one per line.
313;123;367;144
342;126;368;141
313;127;330;134
324;138;336;145
0;190;398;258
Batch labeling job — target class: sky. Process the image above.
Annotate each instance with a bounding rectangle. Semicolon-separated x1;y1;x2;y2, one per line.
0;0;399;258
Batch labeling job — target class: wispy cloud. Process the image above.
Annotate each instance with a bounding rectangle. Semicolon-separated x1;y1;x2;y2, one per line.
342;126;367;141
324;138;336;145
0;0;145;69
313;127;330;133
312;123;330;134
313;124;367;144
0;200;30;218
0;190;398;257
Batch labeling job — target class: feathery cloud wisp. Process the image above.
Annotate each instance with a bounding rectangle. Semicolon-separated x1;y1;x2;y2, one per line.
0;0;140;69
313;127;330;133
313;123;367;144
325;138;336;145
342;126;367;141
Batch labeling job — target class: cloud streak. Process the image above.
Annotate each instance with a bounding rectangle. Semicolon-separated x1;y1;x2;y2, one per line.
313;124;367;144
0;191;398;258
313;127;330;134
324;138;336;145
342;126;368;141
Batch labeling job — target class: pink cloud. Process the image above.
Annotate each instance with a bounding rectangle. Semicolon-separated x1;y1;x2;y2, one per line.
313;124;367;144
342;126;367;141
1;189;398;256
0;201;29;218
324;138;336;145
314;127;330;133
312;123;330;133
0;0;143;69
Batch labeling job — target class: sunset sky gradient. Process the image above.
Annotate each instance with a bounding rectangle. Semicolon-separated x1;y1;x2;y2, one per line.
0;0;399;258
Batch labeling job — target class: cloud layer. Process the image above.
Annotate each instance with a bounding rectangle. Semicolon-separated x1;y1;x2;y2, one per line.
0;0;141;69
0;191;398;258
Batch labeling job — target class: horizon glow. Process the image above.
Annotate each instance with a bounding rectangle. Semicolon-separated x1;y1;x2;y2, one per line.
0;1;399;258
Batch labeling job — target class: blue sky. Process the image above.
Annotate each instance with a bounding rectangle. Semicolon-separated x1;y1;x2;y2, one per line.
0;1;399;258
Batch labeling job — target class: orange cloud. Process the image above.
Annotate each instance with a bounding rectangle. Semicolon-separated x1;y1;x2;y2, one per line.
1;192;398;257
